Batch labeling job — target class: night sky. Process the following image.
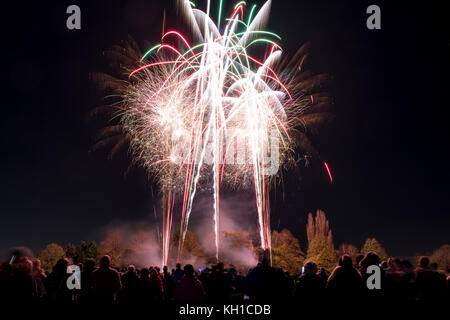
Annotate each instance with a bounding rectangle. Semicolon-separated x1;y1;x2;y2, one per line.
1;0;449;258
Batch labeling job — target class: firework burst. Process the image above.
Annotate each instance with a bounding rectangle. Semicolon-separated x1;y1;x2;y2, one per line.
90;0;334;267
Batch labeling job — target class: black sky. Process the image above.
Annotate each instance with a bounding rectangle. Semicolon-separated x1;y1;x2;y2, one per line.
0;0;449;258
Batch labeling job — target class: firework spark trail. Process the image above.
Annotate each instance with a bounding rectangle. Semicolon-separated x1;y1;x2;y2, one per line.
175;1;280;260
122;0;304;265
324;161;333;184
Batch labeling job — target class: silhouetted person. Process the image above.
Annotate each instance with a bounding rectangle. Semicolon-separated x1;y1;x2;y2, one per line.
381;257;415;302
45;258;72;303
399;259;416;301
119;264;139;303
0;248;35;303
327;255;364;300
207;262;232;301
414;256;445;302
121;265;139;289
447;275;450;298
0;262;13;303
317;267;328;287
136;268;160;302
228;267;244;298
173;263;184;284
162;265;174;300
296;261;324;300
246;257;278;301
358;251;390;301
175;264;205;301
150;267;164;300
79;258;95;303
359;251;381;284
32;259;46;301
280;269;295;299
88;255;121;303
355;254;364;271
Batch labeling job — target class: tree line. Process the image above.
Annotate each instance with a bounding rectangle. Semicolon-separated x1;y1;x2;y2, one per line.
36;210;450;274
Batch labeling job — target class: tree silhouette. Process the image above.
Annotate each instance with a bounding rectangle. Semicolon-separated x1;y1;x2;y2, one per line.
222;231;254;250
306;209;337;272
339;243;359;263
361;238;388;261
99;231;125;266
65;241;99;264
271;229;305;274
306;209;333;246
37;243;65;271
170;230;203;263
430;244;450;272
306;236;337;273
64;243;77;262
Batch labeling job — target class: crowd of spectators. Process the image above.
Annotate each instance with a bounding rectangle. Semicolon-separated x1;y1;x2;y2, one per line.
0;249;448;305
